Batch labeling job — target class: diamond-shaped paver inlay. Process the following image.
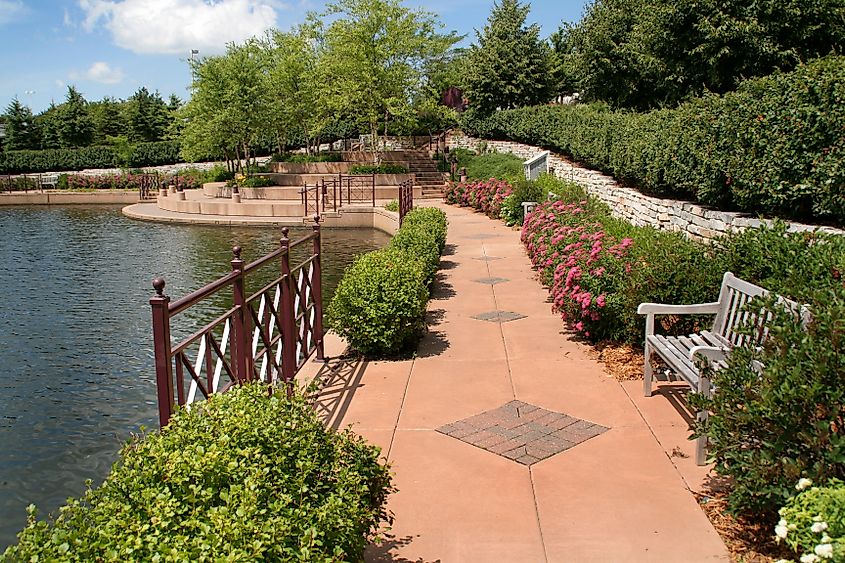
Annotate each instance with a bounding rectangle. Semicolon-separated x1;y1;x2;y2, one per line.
472;277;510;286
437;401;609;465
471;310;526;323
473;256;502;261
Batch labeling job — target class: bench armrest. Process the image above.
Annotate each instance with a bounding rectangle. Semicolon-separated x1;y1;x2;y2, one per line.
689;345;728;364
637;302;721;315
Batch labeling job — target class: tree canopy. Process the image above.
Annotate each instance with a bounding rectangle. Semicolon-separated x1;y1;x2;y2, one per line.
563;0;845;109
463;0;553;115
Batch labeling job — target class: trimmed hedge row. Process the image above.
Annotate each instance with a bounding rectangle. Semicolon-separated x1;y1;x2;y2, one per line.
462;56;845;225
327;207;447;357
2;383;393;560
0;141;186;174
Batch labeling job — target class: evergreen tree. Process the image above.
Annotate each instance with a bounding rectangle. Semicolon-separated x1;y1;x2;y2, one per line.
90;97;126;144
3;97;40;150
127;87;170;142
58;86;94;148
464;0;552;115
35;103;62;149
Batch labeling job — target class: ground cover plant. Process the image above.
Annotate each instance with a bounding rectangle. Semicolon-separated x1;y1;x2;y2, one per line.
775;478;845;562
1;382;394;561
348;164;408;175
327;207;447;357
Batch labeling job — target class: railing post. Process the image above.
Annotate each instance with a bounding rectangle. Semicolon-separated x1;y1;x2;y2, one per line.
150;278;174;428
311;215;325;361
230;246;251;383
279;229;297;386
372;173;376;207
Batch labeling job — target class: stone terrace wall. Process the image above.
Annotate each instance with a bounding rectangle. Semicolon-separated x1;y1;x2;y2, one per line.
448;133;845;243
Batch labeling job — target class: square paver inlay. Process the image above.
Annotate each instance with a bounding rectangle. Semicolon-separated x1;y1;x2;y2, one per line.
463;233;500;239
437;401;608;465
472;277;509;285
471;310;526;323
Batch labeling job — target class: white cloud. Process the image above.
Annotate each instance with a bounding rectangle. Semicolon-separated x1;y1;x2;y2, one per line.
0;0;26;26
68;62;124;84
85;61;125;84
79;0;280;55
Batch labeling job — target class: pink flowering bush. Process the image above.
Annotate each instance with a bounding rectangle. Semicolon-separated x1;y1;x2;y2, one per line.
523;200;636;341
444;179;513;219
64;173;200;191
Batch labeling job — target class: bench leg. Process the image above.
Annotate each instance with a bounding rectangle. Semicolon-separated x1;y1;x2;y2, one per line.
643;341;653;397
695;375;711;466
643;314;655;397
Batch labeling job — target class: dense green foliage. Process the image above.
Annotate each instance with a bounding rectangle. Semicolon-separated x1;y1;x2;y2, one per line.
463;151;523;182
463;0;552;115
695;289;845;519
776;479;845;561
1;87;180;152
348;164;408;175
328;207;447;357
559;0;845;109
0;141;184;174
1;383;393;561
462;56;845;224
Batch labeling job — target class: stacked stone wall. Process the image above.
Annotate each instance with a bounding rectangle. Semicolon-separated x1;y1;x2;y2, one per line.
448;133;844;242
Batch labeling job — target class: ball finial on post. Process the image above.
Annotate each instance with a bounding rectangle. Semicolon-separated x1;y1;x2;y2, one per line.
152;277;166;297
232;246;242;260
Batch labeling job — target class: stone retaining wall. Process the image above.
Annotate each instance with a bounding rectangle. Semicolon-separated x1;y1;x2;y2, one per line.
448;133;845;242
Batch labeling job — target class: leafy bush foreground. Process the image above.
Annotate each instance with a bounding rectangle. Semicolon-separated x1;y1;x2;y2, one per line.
2;383;394;562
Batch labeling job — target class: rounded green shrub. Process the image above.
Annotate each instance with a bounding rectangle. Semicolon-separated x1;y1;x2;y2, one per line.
1;383;393;561
398;207;447;255
776;479;845;562
327;247;429;357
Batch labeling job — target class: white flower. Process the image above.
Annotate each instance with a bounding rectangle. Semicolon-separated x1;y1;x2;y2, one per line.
811;521;828;533
776;525;789;539
801;553;820;563
797;478;813;491
780;518;789;527
814;544;834;559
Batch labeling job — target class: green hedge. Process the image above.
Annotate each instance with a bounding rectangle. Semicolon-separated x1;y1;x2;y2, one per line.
327;207;447;357
2;383;393;561
0;141;184;174
348;164;408;175
462;56;845;225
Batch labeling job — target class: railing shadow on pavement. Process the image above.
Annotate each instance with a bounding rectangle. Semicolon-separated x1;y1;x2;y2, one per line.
308;351;369;430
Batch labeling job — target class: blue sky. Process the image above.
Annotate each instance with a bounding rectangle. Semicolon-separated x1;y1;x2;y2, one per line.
0;0;589;114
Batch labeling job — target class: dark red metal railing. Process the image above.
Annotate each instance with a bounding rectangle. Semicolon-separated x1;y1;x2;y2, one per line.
398;179;413;225
149;217;325;427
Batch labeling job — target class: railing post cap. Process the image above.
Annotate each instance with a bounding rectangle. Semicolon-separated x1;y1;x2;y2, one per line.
152;277;166;296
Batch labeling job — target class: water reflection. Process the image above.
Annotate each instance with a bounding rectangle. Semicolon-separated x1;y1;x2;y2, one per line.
0;205;389;549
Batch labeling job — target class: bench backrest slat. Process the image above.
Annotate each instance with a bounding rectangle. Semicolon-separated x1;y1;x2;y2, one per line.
712;272;806;347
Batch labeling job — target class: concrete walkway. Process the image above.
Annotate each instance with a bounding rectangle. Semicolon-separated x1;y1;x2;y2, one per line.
306;202;729;562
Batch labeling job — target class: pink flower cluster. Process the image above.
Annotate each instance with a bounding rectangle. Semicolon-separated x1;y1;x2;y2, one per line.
444;178;513;219
66;173;200;191
522;200;635;341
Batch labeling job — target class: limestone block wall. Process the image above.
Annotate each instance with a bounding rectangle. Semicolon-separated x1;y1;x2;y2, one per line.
448;133;845;242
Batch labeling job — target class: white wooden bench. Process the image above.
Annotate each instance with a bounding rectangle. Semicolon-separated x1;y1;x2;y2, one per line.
637;272;809;465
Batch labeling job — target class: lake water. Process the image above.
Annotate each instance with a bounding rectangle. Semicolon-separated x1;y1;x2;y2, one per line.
0;205;389;549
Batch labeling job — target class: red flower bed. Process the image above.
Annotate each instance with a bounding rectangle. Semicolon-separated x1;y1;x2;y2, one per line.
444;178;513;219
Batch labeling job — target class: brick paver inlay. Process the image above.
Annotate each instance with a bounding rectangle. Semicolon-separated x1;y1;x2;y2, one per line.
437;400;609;465
472;310;526;323
472;277;509;285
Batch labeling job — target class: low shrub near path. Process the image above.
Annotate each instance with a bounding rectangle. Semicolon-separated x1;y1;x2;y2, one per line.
2;383;394;561
327;207;448;357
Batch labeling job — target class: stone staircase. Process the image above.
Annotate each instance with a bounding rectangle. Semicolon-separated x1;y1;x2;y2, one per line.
383;150;447;199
